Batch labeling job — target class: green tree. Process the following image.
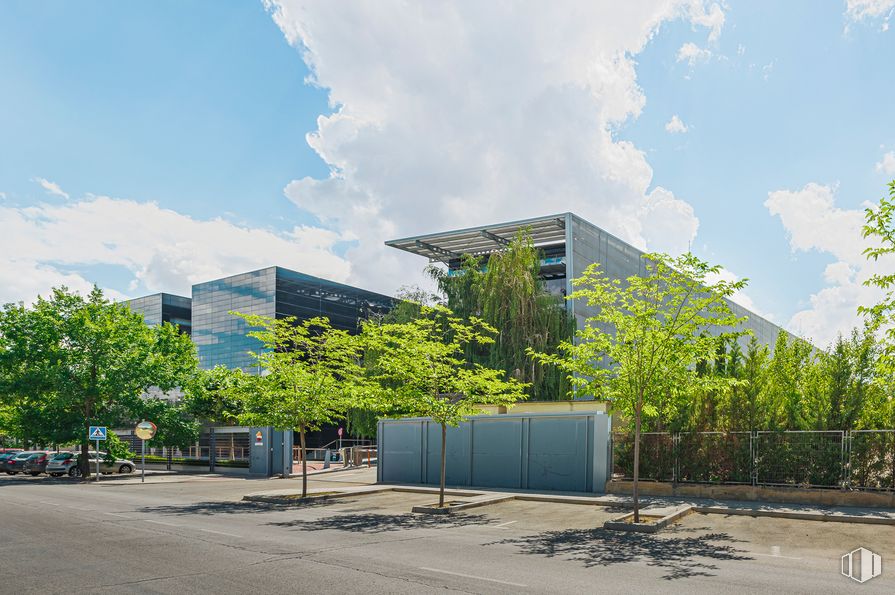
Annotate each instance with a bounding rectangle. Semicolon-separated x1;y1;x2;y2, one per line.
0;287;197;477
531;253;747;521
428;232;574;400
860;180;895;376
362;305;527;507
182;365;245;471
230;313;367;497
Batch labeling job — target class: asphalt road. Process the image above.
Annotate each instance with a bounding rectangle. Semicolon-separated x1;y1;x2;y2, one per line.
1;471;892;594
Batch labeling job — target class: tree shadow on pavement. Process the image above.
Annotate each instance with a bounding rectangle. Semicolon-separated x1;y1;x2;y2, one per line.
138;498;351;516
268;512;490;533
491;528;752;580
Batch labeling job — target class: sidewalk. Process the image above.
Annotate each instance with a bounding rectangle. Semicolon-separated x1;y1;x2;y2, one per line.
243;475;895;525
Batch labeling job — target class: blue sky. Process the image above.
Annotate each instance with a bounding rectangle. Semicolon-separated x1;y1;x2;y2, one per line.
1;1;894;346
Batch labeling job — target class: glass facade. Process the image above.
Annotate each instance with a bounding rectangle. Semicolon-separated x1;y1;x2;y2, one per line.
387;212;790;353
192;267;396;371
567;214;784;350
125;293;192;336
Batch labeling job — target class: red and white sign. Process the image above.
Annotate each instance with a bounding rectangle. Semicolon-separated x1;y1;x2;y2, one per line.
337;427;344;438
255;430;263;446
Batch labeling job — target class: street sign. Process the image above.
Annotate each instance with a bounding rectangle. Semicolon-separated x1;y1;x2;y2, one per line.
88;426;107;441
337;427;343;438
134;420;157;440
255;430;263;446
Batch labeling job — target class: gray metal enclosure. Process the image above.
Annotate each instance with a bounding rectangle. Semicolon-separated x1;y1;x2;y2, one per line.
377;412;612;494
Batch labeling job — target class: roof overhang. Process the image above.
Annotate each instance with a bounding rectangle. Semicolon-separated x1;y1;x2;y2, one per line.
385;213;569;262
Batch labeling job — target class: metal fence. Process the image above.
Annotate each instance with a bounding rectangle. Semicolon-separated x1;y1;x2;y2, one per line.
613;429;895;490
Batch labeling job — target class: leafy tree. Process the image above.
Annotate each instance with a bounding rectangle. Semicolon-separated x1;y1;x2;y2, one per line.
362;305;527;507
182;365;245;471
765;333;816;430
428;231;574;400
731;337;770;431
531;253;746;521
0;287;197;477
230;313;367;497
860;180;895;375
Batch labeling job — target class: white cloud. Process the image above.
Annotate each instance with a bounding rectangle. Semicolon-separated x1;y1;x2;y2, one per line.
665;114;688;134
765;182;894;347
846;0;895;20
265;1;725;293
685;1;725;42
677;42;712;65
0;192;6;200
0;196;352;304
34;177;69;200
875;150;895;174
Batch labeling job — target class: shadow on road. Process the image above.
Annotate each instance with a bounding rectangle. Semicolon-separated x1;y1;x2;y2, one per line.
491;527;752;580
268;512;490;533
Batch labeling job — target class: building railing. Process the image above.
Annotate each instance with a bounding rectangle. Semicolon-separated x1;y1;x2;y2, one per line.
612;429;895;491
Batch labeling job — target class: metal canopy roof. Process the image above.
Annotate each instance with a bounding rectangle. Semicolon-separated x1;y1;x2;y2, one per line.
386;213;569;262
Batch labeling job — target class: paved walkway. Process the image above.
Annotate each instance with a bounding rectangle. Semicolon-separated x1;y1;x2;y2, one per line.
245;470;895;525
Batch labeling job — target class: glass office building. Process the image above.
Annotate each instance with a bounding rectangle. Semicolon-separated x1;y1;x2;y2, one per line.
125;293;192;336
191;266;396;371
387;212;787;351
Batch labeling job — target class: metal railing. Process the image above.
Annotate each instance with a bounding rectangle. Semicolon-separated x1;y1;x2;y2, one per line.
613;429;895;491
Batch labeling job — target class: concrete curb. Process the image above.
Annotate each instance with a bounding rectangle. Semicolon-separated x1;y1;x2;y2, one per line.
604;506;695;533
692;505;895;525
241;484;895;527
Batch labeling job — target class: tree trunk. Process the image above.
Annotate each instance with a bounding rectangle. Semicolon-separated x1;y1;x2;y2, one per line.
81;400;92;481
300;426;308;499
209;426;216;473
632;392;643;523
439;423;447;508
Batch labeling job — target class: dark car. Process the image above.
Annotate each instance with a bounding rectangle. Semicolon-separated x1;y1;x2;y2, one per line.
4;451;46;475
22;452;54;476
0;451;22;468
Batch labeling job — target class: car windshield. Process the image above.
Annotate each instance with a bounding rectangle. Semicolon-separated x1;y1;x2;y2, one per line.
14;452;34;460
51;453;73;460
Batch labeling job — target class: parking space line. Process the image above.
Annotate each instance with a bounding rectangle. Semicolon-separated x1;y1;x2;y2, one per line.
144;519;180;527
419;567;528;588
493;520;517;528
749;552;803;560
102;512;133;519
193;527;240;538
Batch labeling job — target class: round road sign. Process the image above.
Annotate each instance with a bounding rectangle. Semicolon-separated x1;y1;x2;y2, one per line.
135;420;157;440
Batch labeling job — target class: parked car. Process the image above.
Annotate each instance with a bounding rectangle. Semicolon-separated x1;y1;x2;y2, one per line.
0;451;22;468
22;452;55;476
4;451;47;475
47;452;135;477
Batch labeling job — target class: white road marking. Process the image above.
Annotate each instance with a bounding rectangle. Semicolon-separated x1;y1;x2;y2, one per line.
193;527;240;538
750;552;802;560
144;519;180;527
494;520;518;528
102;512;133;519
143;519;238;538
419;567;528;588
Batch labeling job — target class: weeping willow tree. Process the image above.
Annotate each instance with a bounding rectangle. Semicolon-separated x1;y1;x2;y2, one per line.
427;231;574;400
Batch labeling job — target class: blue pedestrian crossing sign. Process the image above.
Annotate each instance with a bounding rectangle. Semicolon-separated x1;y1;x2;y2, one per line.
88;426;107;441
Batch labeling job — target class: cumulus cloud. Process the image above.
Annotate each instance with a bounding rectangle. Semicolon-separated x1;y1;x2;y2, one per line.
34;177;69;200
765;182;893;347
0;195;352;304
265;1;725;293
665;114;688;134
845;0;895;20
676;42;712;65
876;150;895;174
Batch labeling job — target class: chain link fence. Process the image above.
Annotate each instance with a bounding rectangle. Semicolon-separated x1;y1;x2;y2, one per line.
613;429;895;490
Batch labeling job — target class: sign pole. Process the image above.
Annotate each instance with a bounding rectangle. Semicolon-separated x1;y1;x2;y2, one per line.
95;439;100;482
141;439;146;483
